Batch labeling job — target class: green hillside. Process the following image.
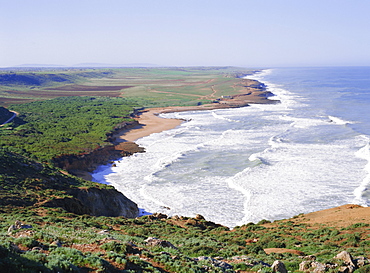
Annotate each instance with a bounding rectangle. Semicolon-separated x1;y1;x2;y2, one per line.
0;70;113;87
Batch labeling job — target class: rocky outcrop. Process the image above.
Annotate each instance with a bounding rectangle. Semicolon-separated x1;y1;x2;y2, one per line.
271;260;287;273
335;251;356;267
42;187;139;218
297;251;370;273
71;187;139;218
144;237;177;249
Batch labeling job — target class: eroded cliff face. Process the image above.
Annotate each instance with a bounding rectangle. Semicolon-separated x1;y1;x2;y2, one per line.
72;187;139;218
42;187;140;218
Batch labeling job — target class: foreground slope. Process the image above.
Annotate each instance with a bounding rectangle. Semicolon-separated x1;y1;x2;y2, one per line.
1;151;370;272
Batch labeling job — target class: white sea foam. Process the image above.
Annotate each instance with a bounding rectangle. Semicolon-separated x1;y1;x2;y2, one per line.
353;136;370;206
328;115;356;125
211;111;240;123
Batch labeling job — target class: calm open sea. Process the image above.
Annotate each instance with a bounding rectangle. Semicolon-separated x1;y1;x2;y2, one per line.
93;67;370;227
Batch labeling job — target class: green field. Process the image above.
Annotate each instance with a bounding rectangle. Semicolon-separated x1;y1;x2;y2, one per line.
0;67;254;107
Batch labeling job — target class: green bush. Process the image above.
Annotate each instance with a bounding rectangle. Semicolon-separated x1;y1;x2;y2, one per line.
101;241;128;254
257;219;271;225
345;223;370;230
232;263;250;270
14;237;40;249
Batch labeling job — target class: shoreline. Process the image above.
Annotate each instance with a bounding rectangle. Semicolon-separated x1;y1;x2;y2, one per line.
71;77;277;181
76;75;369;227
113;80;278;144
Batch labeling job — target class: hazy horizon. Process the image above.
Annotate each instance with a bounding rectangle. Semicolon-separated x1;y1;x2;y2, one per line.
2;0;370;68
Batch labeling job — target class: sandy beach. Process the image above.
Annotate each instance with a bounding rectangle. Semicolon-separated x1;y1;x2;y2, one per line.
113;108;184;142
115;87;277;142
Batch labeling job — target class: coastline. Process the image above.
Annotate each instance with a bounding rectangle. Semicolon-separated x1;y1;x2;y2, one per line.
67;77;277;181
113;79;277;143
71;71;370;228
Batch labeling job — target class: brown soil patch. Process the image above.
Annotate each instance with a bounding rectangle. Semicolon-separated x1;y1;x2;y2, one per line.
277;204;370;228
264;248;305;256
47;85;132;91
72;243;102;253
0;97;35;106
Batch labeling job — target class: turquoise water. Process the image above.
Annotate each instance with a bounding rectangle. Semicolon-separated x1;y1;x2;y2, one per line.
93;67;370;227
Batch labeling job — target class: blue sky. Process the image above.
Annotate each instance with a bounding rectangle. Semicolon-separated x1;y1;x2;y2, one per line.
1;0;370;67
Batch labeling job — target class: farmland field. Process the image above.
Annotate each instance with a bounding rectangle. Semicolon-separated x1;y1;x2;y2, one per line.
0;67;255;107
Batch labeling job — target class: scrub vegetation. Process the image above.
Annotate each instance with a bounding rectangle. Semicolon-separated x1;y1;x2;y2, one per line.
0;96;138;161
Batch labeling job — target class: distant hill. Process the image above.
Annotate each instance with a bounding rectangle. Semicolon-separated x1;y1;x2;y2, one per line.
72;63;160;67
0;73;73;86
8;63;161;68
0;70;114;87
13;64;65;67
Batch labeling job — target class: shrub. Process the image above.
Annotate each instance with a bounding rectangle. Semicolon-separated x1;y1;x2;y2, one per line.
284;261;300;271
257;219;271;225
14;237;40;249
345;223;370;230
101;241;128;254
343;233;361;247
232;263;250;270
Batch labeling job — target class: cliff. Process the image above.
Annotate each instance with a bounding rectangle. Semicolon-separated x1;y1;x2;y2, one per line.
72;187;139;218
42;187;139;218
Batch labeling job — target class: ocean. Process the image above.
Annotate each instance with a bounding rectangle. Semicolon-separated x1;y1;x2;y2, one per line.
92;67;370;228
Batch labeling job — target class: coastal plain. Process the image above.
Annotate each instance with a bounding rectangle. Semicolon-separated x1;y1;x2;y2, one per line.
1;67;370;272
